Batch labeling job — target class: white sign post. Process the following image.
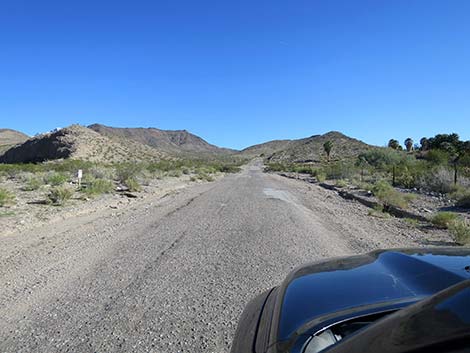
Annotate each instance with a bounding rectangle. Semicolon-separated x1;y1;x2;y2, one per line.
77;169;83;188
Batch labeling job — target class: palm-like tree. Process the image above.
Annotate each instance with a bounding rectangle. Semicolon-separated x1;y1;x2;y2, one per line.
323;141;333;162
388;139;400;150
404;138;414;152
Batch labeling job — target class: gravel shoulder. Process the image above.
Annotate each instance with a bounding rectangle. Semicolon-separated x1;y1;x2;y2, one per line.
0;162;454;353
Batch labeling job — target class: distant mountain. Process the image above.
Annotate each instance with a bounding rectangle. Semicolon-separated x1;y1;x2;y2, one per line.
263;131;375;163
239;139;294;158
0;129;29;154
0;125;165;164
88;124;235;157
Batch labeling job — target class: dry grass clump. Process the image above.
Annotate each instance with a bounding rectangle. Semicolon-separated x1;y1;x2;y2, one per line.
0;188;15;207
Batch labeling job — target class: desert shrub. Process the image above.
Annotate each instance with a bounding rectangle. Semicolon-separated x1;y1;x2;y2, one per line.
0;188;15;207
425;149;450;166
416;166;455;193
431;212;458;229
265;163;290;172
22;176;43;191
167;169;183;178
455;190;470;209
84;178;114;196
115;164;142;182
217;164;241;173
48;186;73;206
89;166;114;180
44;172;68;186
372;180;410;209
449;219;470;245
182;167;191;175
124;178;141;192
316;171;326;183
335;179;348;188
324;162;356;180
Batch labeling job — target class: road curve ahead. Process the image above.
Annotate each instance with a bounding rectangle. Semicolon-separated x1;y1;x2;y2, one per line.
0;161;431;352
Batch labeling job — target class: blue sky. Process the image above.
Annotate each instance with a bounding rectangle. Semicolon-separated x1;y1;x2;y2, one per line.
1;0;469;150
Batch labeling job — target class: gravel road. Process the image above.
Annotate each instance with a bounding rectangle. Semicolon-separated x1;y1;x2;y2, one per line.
0;161;451;353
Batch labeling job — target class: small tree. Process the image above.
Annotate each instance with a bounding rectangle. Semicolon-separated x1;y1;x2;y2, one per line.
404;138;414;152
388;139;401;150
420;137;429;151
323;141;333;162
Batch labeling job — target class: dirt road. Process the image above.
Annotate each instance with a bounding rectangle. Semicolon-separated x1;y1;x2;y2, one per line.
0;161;451;352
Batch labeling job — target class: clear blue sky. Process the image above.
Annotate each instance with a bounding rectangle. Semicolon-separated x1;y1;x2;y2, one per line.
1;0;469;150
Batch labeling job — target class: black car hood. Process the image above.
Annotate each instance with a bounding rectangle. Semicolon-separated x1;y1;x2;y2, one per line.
273;248;470;344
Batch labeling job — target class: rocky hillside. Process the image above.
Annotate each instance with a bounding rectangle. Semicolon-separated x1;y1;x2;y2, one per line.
0;125;165;163
239;139;293;158
266;131;375;163
88;124;235;157
0;129;29;154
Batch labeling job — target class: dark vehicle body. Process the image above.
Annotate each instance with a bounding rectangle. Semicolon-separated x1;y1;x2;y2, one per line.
231;248;470;353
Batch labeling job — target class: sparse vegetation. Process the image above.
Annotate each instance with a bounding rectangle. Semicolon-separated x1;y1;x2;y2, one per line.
124;178;141;192
0;188;15;207
48;186;73;206
44;172;68;186
431;212;458;229
449;219;470;245
83;178;115;196
372;180;411;209
455;191;470;209
22;176;43;191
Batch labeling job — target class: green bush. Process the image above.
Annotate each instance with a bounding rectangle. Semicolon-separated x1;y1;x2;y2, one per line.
48;186;73;206
167;169;183;178
372;180;410;209
431;212;458;229
0;188;15;207
84;178;114;196
316;171;326;183
116;164;142;182
449;219;470;245
456;191;470;209
44;172;68;186
22;177;43;191
124;178;141;192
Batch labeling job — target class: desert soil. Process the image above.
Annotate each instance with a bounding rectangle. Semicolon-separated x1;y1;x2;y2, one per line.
0;161;454;352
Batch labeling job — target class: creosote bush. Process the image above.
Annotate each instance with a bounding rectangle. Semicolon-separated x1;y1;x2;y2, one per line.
48;186;73;206
22;176;43;191
84;178;114;196
455;191;470;209
124;178;141;192
372;180;411;209
431;212;458;229
0;188;15;207
449;219;470;245
44;172;68;186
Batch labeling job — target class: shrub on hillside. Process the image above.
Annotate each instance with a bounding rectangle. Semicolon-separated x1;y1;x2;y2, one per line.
449;219;470;245
124;178;141;192
48;186;73;206
372;180;411;209
431;212;458;229
116;164;142;182
0;188;15;207
455;190;470;209
44;172;68;186
84;178;114;196
416;166;455;193
22;176;43;191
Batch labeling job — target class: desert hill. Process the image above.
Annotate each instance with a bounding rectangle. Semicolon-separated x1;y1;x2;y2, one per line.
88;124;235;157
0;129;29;154
266;131;375;163
0;125;165;164
239;139;294;158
